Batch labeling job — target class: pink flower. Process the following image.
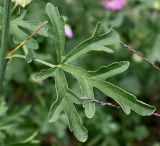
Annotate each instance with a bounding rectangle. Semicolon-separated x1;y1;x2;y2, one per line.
102;0;128;11
65;24;73;39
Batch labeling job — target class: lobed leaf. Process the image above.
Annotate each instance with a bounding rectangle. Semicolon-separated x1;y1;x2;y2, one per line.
90;61;129;80
63;26;120;63
48;69;87;142
64;97;88;142
34;67;57;81
46;3;65;63
11;22;39;50
61;63;156;116
93;81;156;116
62;61;129;80
12;11;48;36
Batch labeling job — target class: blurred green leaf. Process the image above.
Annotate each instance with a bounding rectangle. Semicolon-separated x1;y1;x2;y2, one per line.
148;34;160;62
0;6;3;31
0;98;8;117
10;10;48;62
135;126;149;141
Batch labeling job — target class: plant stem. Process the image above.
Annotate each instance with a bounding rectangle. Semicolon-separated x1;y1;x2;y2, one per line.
11;54;56;68
0;0;11;90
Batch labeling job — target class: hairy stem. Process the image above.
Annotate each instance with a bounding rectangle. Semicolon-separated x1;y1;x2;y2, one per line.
0;0;11;90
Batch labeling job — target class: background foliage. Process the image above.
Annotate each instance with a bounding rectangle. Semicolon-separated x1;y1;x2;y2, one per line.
0;0;160;146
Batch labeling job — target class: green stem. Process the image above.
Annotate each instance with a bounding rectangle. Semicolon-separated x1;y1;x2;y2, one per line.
0;0;11;90
11;54;56;68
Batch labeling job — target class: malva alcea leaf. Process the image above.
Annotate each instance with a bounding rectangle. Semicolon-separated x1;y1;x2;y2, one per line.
61;61;129;80
61;64;155;116
93;81;156;116
46;3;65;63
64;97;88;142
61;62;129;118
48;69;87;142
63;26;120;64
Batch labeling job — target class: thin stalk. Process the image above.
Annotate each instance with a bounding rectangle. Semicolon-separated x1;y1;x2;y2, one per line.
120;41;160;71
0;0;11;89
11;54;56;68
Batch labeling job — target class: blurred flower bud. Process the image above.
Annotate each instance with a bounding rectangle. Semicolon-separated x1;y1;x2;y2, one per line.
132;54;143;63
102;0;128;11
154;0;160;10
12;0;32;8
66;0;76;5
65;24;73;39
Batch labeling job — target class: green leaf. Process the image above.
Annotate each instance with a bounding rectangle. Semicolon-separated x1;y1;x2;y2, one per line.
11;22;38;50
49;69;67;123
34;67;57;81
63;26;120;63
49;69;87;142
23;45;36;63
46;3;65;63
90;61;129;80
12;11;48;37
62;61;129;80
92;22;101;36
0;98;8;117
61;63;156;116
147;34;160;62
0;7;3;31
93;81;156;116
10;12;38;50
64;97;88;142
61;62;129;118
77;77;95;118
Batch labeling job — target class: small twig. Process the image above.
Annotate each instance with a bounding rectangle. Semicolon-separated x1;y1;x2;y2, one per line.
6;21;48;59
120;41;160;71
85;98;160;117
85;99;120;108
153;112;160;117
